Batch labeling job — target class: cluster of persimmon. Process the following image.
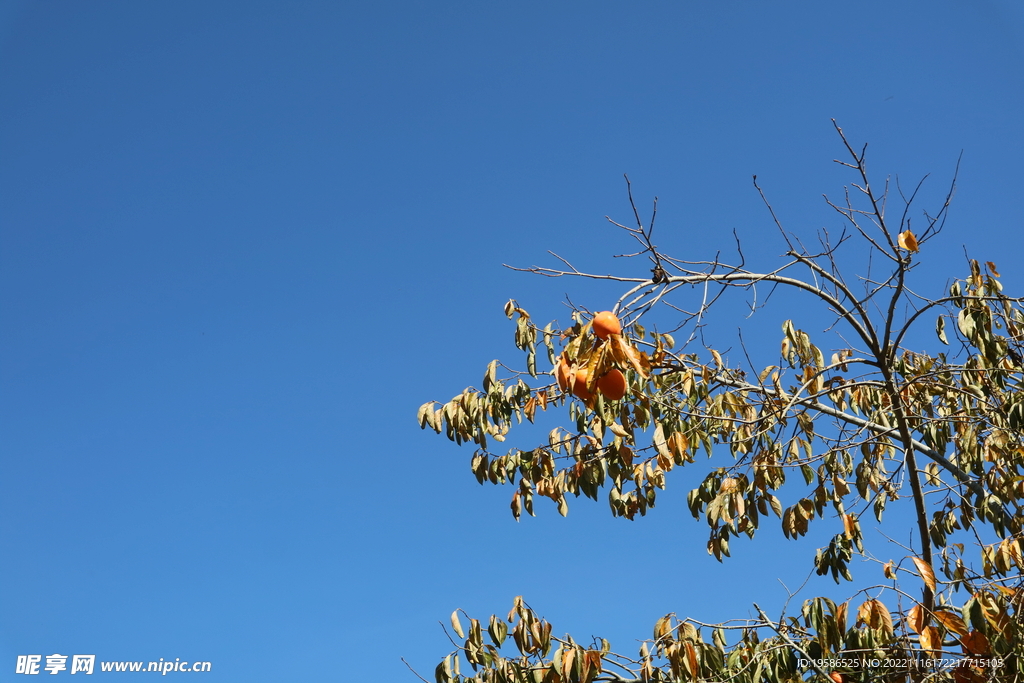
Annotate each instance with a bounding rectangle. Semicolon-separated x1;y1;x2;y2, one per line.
553;311;629;402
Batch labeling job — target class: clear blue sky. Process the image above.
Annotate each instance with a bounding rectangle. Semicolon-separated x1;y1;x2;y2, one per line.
2;1;1023;680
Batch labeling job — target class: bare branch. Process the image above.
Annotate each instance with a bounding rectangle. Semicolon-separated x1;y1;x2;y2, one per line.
400;658;431;683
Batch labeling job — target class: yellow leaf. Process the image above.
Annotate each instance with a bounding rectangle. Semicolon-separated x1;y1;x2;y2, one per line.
933;609;969;637
919;625;940;655
561;647;575;681
994;585;1016;598
652;423;671;460
898;229;919;253
960;630;990;656
580;648;592;682
608;423;630;438
857;599;873;626
608;333;650;378
872;599;894;635
667;432;690;461
719;477;740;493
524;396;537;422
858;599;892;634
684;641;698;676
835;601;848;633
451;610;466;639
654;615;672;640
842;513;855;539
907;604;927;634
911;557;937;593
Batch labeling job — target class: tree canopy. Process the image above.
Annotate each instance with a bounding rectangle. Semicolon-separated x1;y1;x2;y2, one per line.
417;123;1024;683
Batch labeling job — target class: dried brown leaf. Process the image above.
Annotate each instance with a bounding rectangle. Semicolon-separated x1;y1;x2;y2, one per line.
912;556;937;593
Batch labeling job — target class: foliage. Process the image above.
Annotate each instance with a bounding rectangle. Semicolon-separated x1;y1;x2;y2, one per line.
416;122;1024;683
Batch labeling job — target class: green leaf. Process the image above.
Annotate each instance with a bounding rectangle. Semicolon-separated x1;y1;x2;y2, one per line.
435;657;452;683
483;360;498;391
958;308;975;339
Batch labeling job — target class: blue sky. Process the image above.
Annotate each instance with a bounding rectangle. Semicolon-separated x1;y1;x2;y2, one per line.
2;1;1023;680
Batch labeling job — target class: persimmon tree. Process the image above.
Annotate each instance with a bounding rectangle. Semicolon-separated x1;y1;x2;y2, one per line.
416;122;1024;683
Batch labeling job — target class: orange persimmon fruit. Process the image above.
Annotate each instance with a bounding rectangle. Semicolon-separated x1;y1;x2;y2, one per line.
554;355;572;391
592;311;622;340
570;368;593;400
597;368;627;400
